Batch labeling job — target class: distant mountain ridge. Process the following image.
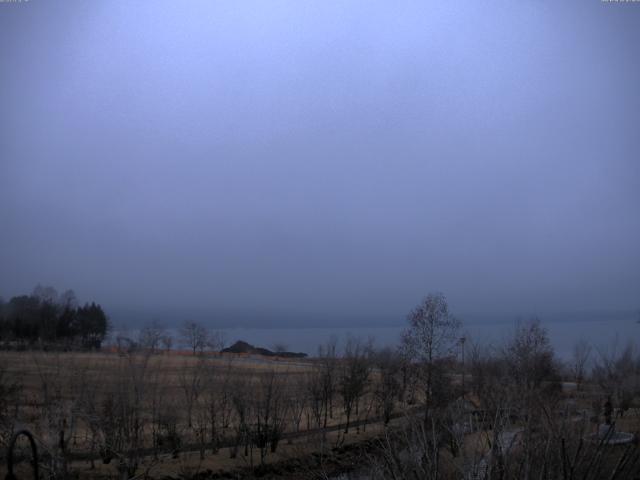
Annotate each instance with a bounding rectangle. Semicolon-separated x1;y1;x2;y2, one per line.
222;340;307;358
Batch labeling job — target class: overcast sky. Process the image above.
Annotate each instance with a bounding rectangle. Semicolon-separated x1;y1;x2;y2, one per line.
1;1;639;327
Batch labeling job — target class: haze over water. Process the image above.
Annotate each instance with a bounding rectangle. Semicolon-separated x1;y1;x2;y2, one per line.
117;311;638;360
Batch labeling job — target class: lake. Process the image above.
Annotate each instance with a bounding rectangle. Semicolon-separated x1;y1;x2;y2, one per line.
214;313;639;360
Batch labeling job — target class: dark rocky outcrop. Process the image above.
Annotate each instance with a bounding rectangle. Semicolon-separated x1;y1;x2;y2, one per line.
221;340;307;358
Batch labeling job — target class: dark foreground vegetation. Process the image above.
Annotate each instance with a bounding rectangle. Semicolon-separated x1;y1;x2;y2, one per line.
1;292;639;479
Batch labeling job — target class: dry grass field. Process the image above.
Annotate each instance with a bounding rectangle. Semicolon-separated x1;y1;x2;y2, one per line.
2;341;640;480
0;349;402;479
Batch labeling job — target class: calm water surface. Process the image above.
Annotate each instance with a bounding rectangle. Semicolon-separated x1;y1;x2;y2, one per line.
216;314;639;359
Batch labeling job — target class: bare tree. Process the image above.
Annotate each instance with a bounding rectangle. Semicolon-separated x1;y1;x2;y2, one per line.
467;341;516;477
76;359;108;470
339;337;372;433
138;320;166;354
372;347;402;425
0;358;22;451
146;356;171;459
251;369;288;464
402;292;460;425
366;415;445;480
96;352;159;480
207;329;226;354
287;373;308;436
317;336;338;428
593;340;639;418
156;397;182;458
180;320;209;355
502;319;561;479
160;333;173;353
306;369;325;430
229;375;250;460
178;357;206;428
59;289;77;309
202;361;234;455
31;352;80;479
570;338;592;391
32;284;59;304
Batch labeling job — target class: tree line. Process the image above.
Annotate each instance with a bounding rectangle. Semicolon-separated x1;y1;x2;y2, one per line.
112;319;226;355
0;285;109;350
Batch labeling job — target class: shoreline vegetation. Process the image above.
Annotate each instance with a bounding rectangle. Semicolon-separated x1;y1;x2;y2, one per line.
1;288;640;479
